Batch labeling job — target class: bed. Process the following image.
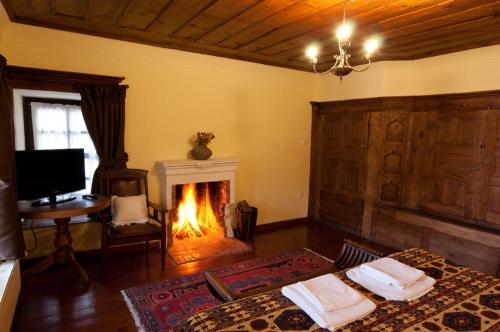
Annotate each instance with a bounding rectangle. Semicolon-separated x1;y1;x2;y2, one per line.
172;248;499;331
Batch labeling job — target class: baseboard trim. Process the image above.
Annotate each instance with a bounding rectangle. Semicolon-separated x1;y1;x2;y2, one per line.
21;219;309;268
255;218;308;234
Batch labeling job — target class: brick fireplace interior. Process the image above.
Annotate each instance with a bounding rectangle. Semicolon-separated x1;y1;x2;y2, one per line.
170;180;229;242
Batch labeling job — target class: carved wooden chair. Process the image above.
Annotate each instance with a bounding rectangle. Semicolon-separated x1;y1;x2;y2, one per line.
101;169;167;275
335;238;385;270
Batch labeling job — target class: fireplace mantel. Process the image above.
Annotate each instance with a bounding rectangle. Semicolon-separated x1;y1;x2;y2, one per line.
156;158;240;211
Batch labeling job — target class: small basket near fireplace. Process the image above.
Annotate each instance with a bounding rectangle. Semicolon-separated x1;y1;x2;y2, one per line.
235;200;258;241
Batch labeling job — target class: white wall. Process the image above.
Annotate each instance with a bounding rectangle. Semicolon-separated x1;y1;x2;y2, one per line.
1;19;317;225
317;44;500;101
1;0;500;225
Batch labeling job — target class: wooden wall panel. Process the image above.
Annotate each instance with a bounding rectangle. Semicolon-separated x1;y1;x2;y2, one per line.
403;111;429;209
370;210;424;250
421;110;487;220
319;191;363;234
426;230;500;276
310;90;500;276
378;111;410;206
478;110;500;229
316;111;368;234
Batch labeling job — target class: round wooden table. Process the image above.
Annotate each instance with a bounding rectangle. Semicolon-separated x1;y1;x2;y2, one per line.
18;196;110;287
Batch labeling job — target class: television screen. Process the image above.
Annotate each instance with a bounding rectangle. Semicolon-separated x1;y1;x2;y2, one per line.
15;149;86;201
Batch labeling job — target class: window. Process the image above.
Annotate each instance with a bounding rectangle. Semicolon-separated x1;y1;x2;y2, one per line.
23;97;98;193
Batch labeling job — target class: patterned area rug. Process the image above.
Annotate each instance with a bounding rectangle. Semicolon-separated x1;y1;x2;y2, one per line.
209;247;335;297
168;233;253;265
122;272;222;332
122;247;335;332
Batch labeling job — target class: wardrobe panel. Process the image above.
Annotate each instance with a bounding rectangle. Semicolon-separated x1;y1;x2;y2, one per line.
421;110;486;219
318;112;368;234
478;109;500;229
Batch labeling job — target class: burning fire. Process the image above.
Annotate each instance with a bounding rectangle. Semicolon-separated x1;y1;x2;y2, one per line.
173;183;220;239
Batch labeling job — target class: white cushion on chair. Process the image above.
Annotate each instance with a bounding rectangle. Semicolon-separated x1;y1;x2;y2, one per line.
111;194;149;227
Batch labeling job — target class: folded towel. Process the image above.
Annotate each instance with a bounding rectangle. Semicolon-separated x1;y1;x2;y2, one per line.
282;283;376;331
297;274;364;312
360;257;425;289
346;266;435;301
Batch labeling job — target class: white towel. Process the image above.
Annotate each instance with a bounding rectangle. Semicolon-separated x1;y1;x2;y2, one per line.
347;266;435;301
282;284;376;331
360;257;425;289
297;274;364;312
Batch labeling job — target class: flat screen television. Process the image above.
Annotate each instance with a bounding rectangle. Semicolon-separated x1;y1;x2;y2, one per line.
15;148;86;205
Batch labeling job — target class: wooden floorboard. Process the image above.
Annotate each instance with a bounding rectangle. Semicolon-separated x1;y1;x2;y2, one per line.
12;222;346;332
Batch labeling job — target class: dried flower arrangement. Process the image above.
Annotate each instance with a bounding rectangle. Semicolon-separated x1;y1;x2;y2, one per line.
196;132;215;146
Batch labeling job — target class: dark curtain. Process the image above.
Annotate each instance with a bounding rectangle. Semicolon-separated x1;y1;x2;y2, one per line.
0;55;25;259
80;84;129;195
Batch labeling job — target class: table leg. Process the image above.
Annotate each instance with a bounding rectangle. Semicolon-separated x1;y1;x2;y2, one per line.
54;217;90;286
22;252;55;276
24;217;90;287
53;217;72;264
67;249;90;287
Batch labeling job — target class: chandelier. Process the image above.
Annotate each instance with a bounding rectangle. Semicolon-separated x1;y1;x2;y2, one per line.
306;0;380;78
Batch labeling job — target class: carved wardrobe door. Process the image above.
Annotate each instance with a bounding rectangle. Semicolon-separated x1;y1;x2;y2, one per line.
477;109;500;229
319;112;368;234
421;109;487;219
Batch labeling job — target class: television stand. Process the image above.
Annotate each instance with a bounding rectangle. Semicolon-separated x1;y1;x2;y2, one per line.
18;196;110;288
31;196;77;207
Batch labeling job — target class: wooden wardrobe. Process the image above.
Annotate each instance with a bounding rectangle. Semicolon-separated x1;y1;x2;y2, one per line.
309;90;500;276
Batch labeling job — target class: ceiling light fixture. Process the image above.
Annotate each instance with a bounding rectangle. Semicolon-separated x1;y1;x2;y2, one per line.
306;0;380;79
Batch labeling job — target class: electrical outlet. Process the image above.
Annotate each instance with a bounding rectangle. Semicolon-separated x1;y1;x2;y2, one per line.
297;191;304;198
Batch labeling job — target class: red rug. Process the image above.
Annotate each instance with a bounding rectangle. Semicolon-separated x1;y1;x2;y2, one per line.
208;247;335;297
122;272;221;332
122;247;334;332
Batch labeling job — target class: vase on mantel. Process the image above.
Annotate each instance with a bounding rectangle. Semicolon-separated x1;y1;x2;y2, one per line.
190;144;212;160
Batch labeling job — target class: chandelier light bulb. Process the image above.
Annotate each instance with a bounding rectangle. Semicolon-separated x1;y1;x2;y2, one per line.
364;38;379;55
336;24;352;42
306;45;319;60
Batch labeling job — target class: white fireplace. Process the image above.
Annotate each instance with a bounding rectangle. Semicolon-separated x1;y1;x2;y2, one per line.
156;158;240;245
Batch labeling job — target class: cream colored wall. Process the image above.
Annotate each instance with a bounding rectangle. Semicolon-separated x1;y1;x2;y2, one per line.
3;8;500;227
317;44;500;101
2;22;317;225
0;5;9;49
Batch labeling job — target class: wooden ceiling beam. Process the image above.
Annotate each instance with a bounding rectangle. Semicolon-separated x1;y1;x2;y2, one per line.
2;0;500;72
172;0;262;41
260;0;441;58
146;0;217;37
197;0;304;46
115;0;170;30
219;0;345;49
240;0;405;54
282;1;500;64
297;13;500;65
6;13;310;71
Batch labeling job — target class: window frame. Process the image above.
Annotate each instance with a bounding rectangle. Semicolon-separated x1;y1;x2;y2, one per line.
22;97;81;151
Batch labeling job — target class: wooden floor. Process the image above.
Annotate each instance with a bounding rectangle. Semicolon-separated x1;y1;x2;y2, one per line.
13;222;346;332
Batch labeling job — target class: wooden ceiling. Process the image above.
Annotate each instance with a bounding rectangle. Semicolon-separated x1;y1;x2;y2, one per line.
2;0;500;71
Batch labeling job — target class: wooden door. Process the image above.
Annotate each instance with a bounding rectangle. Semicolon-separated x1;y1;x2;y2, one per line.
477;110;500;229
421;110;487;219
319;112;368;234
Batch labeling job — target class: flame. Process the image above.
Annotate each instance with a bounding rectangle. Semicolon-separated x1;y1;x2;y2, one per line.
173;183;220;239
